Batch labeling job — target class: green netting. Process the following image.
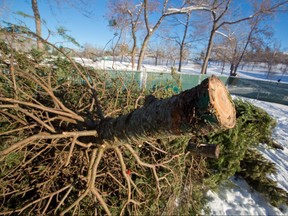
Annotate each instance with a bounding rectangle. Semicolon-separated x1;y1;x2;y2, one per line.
226;77;288;105
99;70;288;105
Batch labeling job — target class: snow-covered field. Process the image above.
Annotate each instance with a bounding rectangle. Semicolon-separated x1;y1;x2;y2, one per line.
75;58;288;215
74;57;288;83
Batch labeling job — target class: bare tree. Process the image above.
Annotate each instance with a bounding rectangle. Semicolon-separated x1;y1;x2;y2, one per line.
230;5;275;76
177;13;190;72
137;0;214;71
107;0;215;71
137;0;169;71
165;13;193;72
29;0;98;50
201;0;288;74
118;42;130;62
107;0;144;70
162;41;179;66
264;43;281;78
81;43;102;59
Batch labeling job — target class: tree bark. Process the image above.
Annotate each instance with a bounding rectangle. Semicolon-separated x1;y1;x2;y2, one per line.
186;142;220;159
31;0;43;50
137;34;150;71
178;13;190;72
131;26;137;70
232;29;253;75
201;23;217;74
97;75;236;143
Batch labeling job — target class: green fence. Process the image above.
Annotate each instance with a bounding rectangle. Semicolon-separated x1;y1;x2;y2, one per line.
101;70;288;105
226;77;288;105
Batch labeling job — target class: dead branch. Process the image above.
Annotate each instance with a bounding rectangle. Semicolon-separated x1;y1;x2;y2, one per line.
0;97;84;121
0;130;97;158
0;184;72;215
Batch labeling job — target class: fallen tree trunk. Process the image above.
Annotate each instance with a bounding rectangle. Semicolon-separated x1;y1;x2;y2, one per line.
97;75;236;143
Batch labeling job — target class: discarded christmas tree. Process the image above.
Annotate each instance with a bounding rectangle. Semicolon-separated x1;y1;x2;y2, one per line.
97;75;236;143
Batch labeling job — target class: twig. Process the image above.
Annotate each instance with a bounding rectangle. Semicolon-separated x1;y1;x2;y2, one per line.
144;140;168;154
60;150;98;215
0;108;27;125
75;140;93;148
0;184;72;215
65;136;77;166
0;130;97;158
123;144;161;197
89;148;111;216
106;172;125;189
54;185;74;214
0;97;84;122
59;189;89;216
18;69;79;116
15;106;56;133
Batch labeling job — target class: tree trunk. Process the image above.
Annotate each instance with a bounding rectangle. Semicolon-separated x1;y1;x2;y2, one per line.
178;13;190;72
201;23;217;74
233;29;253;75
137;34;151;71
97;75;236;143
131;25;137;70
31;0;43;50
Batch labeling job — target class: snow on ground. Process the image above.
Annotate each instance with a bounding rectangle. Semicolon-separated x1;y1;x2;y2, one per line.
74;57;288;82
206;98;288;216
74;57;288;215
206;177;285;215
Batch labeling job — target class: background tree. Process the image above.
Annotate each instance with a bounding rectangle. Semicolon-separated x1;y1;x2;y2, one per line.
81;43;102;59
136;0;169;70
107;0;144;70
137;0;216;71
29;0;97;50
148;43;165;66
264;43;281;78
201;0;288;74
229;3;275;76
177;13;191;72
164;13;194;72
31;0;43;50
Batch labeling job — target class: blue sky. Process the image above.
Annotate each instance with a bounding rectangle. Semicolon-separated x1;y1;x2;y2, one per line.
2;0;288;51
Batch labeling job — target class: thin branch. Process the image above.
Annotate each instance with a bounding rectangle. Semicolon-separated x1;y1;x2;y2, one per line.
89;148;111;216
54;185;73;214
15;106;56;133
0;130;97;158
0;108;27;125
0;97;84;122
0;184;72;215
65;136;77;166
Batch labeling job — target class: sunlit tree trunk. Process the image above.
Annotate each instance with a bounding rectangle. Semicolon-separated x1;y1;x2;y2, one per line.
31;0;43;50
201;22;217;74
137;34;151;70
131;26;137;70
137;0;169;71
178;13;190;72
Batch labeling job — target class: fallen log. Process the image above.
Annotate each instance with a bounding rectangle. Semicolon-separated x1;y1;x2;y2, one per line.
97;75;236;143
186;142;220;159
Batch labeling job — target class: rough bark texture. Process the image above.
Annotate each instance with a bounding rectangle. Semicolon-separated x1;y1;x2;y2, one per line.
178;13;190;72
31;0;43;50
97;75;236;143
201;23;216;74
186;142;220;159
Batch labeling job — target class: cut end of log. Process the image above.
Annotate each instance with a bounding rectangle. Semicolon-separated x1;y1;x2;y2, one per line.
208;75;236;129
